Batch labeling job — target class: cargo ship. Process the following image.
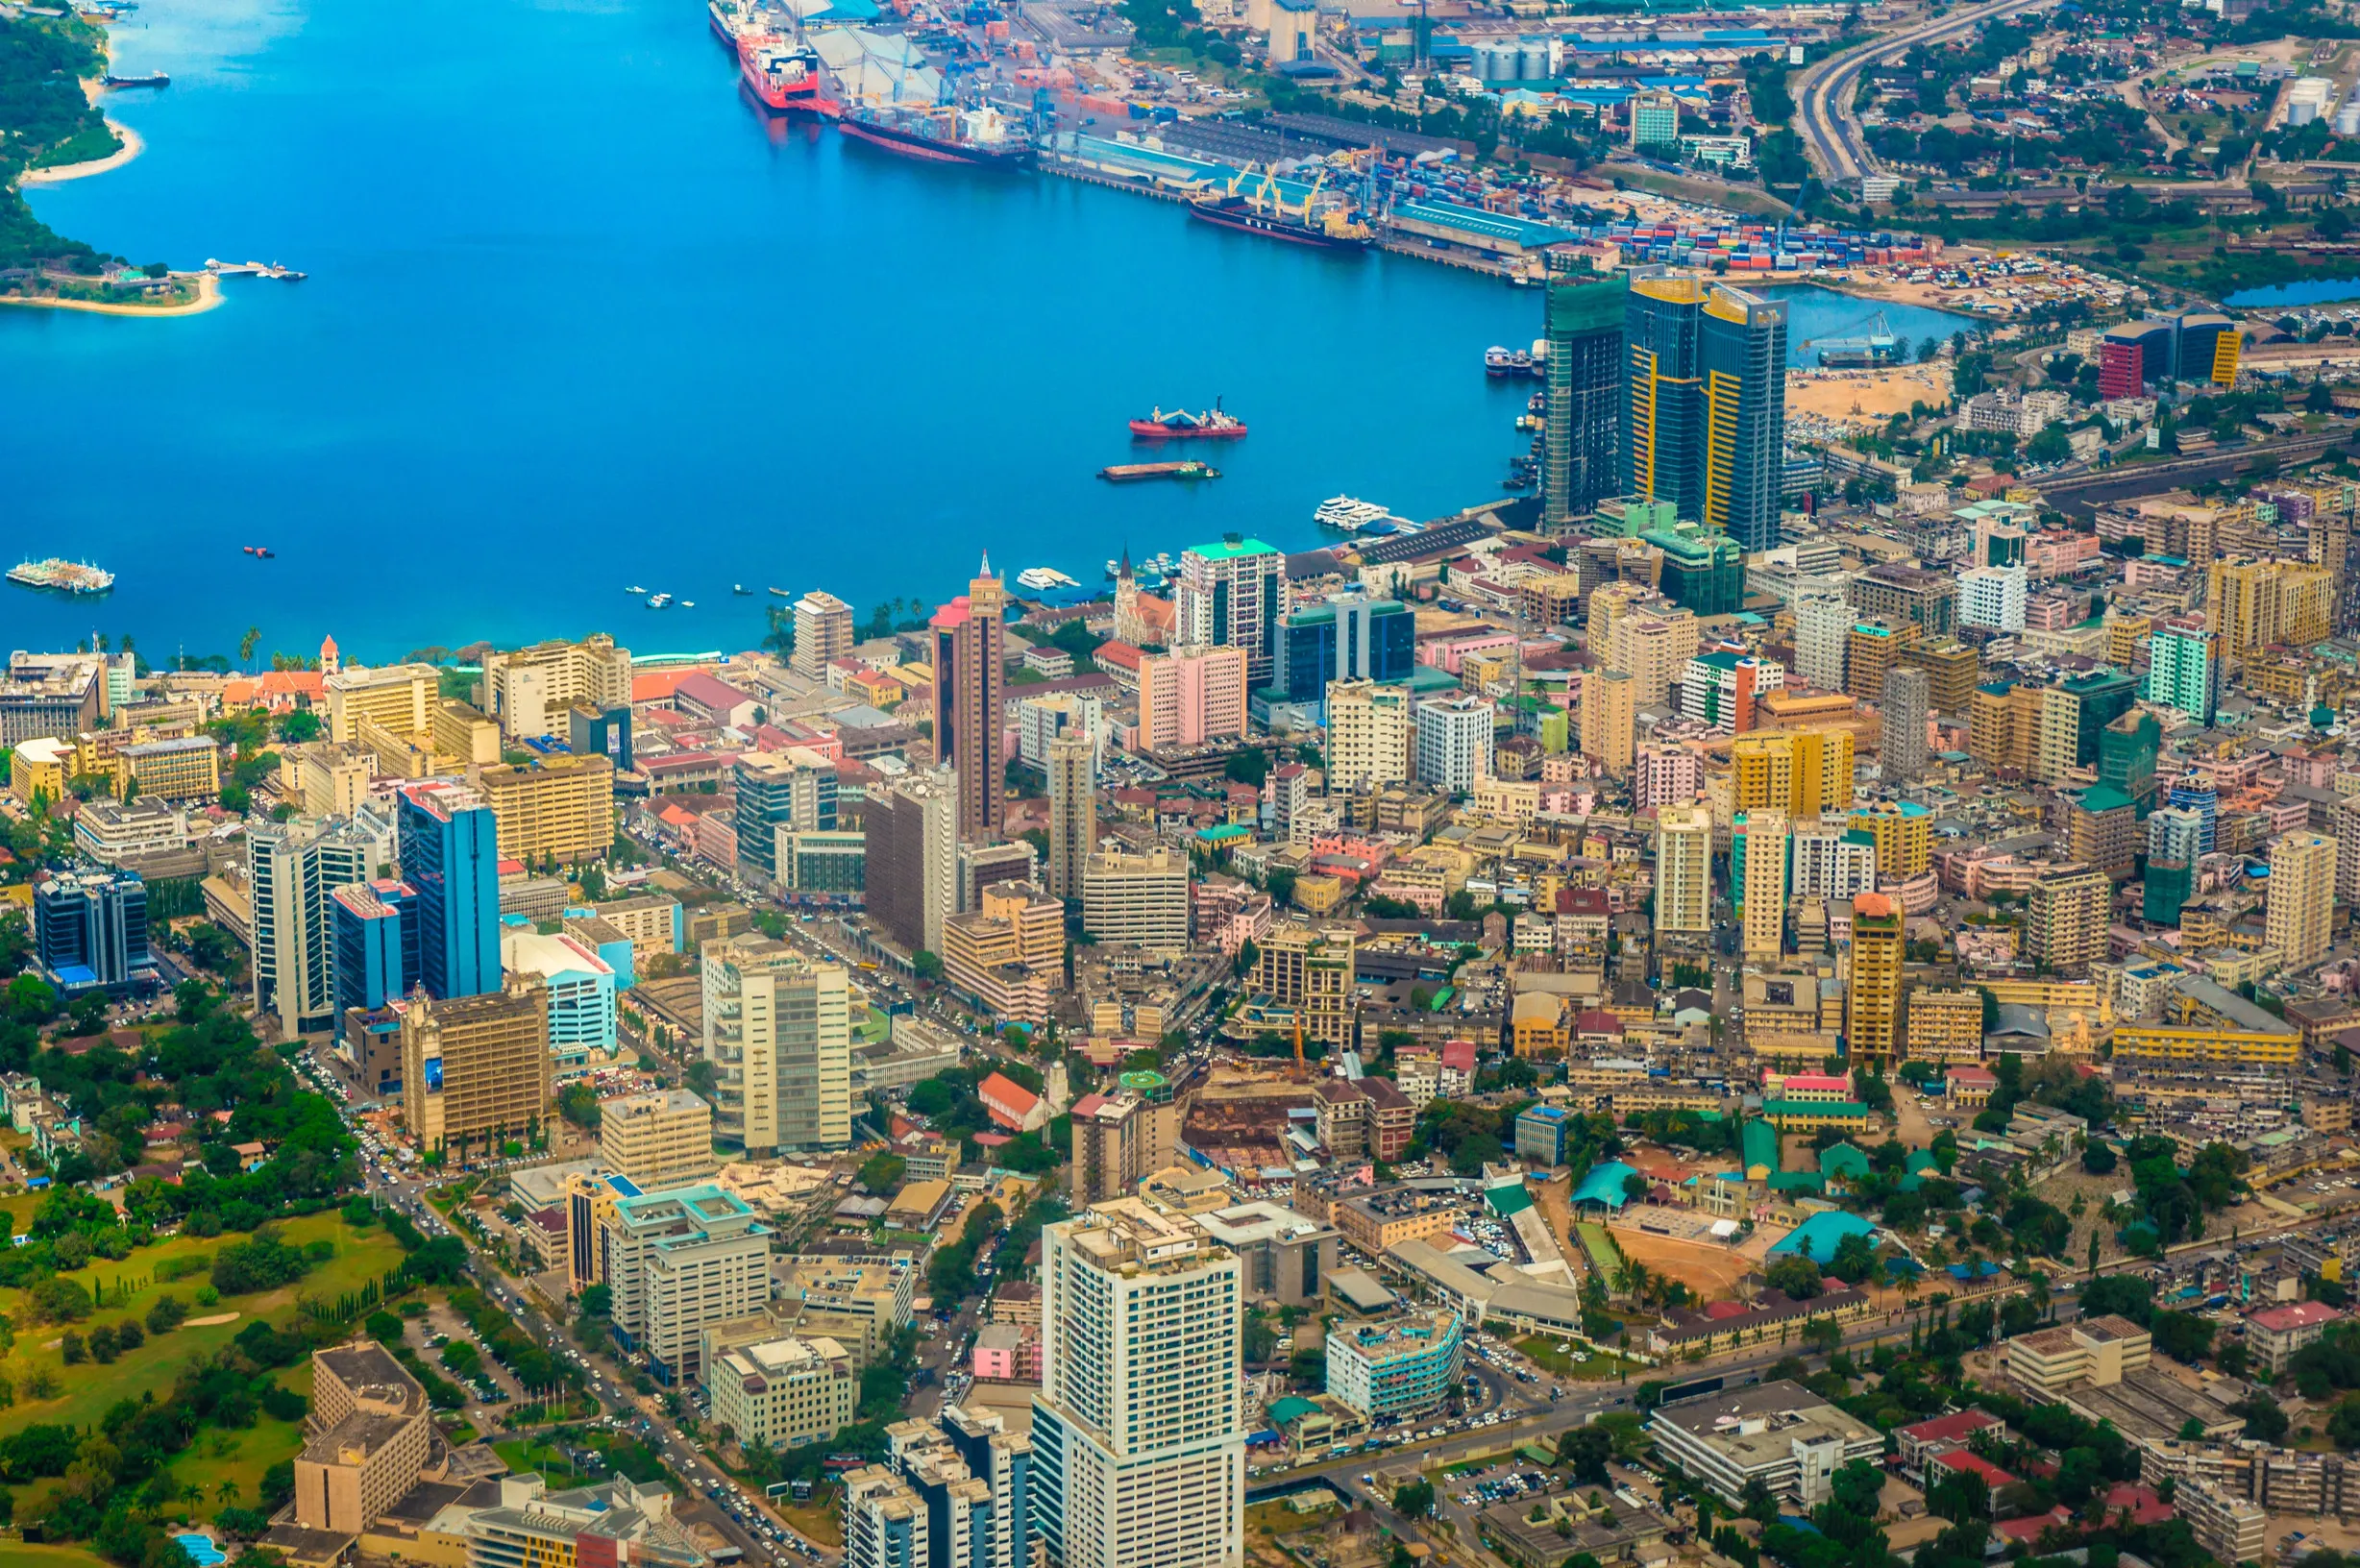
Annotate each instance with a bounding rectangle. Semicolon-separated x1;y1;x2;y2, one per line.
740;35;839;116
1129;403;1246;440
8;558;114;595
839;102;1032;168
1100;460;1220;482
1189;193;1372;251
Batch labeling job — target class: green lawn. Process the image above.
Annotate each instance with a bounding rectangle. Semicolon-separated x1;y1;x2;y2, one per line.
0;1213;406;1443
0;1545;118;1568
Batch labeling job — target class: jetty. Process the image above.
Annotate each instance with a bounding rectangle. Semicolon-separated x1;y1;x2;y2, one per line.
206;258;306;281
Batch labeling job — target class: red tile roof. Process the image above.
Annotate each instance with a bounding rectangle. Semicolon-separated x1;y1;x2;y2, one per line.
2250;1301;2344;1332
1897;1409;2003;1444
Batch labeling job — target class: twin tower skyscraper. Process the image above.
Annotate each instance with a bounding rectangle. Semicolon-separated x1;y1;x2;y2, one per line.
1541;267;1790;551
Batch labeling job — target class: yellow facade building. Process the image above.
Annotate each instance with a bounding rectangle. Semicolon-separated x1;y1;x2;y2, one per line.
1846;892;1904;1065
1906;989;1984;1062
475;751;616;865
1847;800;1931;878
1733;728;1855;818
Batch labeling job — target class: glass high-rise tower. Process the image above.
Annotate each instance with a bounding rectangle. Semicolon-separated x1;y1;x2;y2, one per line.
1540;276;1625;530
1621;269;1788;551
396;779;503;1000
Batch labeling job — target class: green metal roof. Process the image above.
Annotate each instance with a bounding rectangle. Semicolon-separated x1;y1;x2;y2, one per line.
1189;537;1278;560
1742;1116;1779;1175
1762;1099;1872;1116
2078;784;2135;813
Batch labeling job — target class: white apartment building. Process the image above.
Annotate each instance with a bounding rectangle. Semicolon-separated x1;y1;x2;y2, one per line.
1793;593;1853;694
1033;1199;1244;1568
1959;565;2028;632
600;1183;773;1384
1325;679;1412;795
1413;695;1494;795
1788;821;1879;902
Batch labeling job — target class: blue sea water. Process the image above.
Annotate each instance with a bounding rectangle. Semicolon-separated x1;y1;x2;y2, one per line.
2225;278;2360;308
3;0;1966;663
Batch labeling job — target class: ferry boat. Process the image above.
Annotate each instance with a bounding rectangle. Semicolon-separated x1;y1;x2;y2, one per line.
1130;403;1246;440
648;593;672;608
840;102;1032;169
1484;346;1537;378
1016;567;1079;591
740;35;839;116
8;558;114;595
1313;496;1397;531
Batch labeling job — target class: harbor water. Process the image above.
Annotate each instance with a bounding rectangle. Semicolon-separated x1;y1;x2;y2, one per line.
2;0;1966;661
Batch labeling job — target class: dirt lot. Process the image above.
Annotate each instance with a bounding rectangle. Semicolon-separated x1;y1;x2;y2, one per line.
1604;1224;1758;1301
1787;363;1951;428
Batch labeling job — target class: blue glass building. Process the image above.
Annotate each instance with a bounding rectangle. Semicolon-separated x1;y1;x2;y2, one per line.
332;878;419;1033
34;869;157;996
396;781;503;999
1268;596;1415;718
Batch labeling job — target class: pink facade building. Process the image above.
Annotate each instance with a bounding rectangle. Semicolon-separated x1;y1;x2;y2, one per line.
1635;745;1704;810
972;1323;1043;1383
1138;644;1247;752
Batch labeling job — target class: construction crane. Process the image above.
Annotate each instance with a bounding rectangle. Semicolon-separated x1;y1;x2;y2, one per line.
1290;1009;1307;1083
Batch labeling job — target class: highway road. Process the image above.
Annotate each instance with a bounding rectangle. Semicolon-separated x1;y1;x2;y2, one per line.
2040;427;2360;515
1791;0;2069;187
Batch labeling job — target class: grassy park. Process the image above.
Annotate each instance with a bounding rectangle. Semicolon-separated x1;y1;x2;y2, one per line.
0;1212;406;1437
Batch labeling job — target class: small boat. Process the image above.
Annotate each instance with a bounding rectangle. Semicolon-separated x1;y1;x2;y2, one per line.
1106;558;1120;576
1484;346;1538;379
102;70;169;87
733;584;752;595
680;600;698;609
627;584;649;595
768;586;790;597
648;593;672;607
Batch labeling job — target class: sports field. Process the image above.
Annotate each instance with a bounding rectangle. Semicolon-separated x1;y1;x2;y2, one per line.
1574;1222;1623;1290
1604;1224;1758;1301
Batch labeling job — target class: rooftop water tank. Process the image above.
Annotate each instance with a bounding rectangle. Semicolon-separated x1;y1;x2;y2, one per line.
2339;102;2360;134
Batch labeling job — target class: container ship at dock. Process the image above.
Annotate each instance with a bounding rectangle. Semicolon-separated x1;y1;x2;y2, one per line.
839;102;1033;169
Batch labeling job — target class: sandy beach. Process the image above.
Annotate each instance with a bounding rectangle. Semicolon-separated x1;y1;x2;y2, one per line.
0;270;223;317
20;119;142;185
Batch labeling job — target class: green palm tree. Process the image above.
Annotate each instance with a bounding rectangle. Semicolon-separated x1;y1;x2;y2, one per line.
238;626;261;665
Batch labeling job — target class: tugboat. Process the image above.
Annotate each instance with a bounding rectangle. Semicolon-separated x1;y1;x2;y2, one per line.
1129;400;1247;440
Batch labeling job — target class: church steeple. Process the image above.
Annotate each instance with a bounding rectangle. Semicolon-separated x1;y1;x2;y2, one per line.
1119;545;1133;580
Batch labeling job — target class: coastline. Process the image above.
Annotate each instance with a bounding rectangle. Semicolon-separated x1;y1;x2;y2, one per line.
20;118;142;186
0;270;222;316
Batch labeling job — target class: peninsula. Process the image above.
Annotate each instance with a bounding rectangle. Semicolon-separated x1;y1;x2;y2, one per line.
0;10;206;313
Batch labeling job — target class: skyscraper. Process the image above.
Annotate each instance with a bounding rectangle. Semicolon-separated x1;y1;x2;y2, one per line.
1845;892;1904;1066
1621;270;1788;551
2208;556;2334;656
1541;276;1625;530
2144;615;2222;724
396;780;502;1001
868;770;960;957
931;558;1009;845
400;971;552;1151
1176;535;1286;690
1413;693;1495;794
253;813;391;1037
791;590;856;681
2144;807;2202;926
736;749;839;885
1579;669;1635;773
1032;1201;1242;1568
1653;804;1711;939
2027;868;2110;975
1881;666;1930;782
1739;810;1788;963
1324;679;1413;795
700;935;852;1154
1045;730;1095;903
2268;831;2338;970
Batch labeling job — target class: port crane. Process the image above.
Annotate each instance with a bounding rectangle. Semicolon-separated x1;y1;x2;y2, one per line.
1798;307;1895;350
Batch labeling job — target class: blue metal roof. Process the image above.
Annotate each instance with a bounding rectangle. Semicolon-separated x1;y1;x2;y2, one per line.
1392;199;1568;245
1570;1159;1638;1209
